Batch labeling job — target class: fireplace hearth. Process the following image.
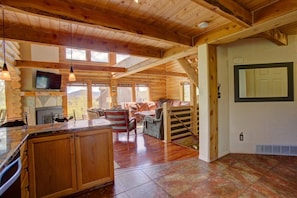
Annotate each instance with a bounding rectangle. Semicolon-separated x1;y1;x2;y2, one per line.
36;106;63;125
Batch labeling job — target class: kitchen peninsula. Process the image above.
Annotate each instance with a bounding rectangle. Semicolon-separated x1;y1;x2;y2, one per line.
0;118;114;198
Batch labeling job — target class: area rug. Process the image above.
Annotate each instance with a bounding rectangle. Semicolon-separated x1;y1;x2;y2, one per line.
114;161;120;169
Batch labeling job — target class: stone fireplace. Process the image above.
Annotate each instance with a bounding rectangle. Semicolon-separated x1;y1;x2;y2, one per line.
35;106;63;125
22;95;63;125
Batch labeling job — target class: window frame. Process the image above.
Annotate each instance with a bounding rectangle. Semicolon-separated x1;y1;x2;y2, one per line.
61;47;112;64
181;81;191;102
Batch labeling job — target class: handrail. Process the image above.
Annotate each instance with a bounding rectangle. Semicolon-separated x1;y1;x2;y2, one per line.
168;107;197;138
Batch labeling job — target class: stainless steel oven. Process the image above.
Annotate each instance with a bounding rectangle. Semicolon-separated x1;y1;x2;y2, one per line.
0;152;21;198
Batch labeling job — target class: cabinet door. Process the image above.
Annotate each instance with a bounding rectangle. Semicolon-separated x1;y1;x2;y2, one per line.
75;128;114;190
28;134;77;198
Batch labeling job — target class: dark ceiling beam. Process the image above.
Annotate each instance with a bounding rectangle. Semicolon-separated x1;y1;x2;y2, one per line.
15;60;127;72
196;10;297;45
0;21;163;58
191;0;252;27
0;0;192;46
137;70;188;77
253;0;297;23
193;0;293;46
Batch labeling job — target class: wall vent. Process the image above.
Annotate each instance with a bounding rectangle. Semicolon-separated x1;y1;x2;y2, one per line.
256;145;297;156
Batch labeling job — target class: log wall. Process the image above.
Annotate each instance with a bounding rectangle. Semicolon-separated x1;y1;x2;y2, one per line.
0;41;23;121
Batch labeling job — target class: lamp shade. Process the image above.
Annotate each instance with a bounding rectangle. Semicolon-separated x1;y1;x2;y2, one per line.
68;66;76;81
0;63;11;80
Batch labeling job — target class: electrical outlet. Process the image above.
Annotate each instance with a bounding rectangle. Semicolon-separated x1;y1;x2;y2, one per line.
239;132;244;141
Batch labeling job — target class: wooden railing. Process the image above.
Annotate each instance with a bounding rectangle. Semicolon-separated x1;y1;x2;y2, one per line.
163;102;199;142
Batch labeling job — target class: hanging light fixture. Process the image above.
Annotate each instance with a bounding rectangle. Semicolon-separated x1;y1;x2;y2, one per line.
1;7;11;81
68;23;76;81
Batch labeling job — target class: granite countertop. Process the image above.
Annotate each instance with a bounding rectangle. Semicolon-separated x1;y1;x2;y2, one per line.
0;118;112;170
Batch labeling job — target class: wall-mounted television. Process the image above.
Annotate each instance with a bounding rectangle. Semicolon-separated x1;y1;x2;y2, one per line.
35;70;62;89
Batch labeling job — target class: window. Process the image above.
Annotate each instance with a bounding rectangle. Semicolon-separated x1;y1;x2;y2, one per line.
66;48;86;61
0;80;6;123
0;80;5;109
91;51;109;62
117;84;132;107
92;84;110;109
67;84;87;119
182;82;190;101
135;84;149;102
116;54;130;63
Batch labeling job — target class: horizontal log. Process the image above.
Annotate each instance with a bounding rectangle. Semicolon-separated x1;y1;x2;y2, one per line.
15;60;127;72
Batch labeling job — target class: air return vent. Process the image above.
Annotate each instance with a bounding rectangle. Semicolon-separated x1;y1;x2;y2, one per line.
256;145;297;156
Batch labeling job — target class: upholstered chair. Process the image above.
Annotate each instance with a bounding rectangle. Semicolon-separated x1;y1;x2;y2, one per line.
142;108;164;139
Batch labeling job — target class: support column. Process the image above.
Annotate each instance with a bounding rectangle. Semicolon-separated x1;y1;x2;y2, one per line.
198;44;218;162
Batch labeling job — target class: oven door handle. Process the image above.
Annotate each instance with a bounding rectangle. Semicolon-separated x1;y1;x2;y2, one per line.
0;157;22;196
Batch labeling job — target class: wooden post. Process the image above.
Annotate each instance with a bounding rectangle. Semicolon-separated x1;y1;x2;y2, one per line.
163;102;171;143
191;82;198;136
198;44;218;162
110;78;117;107
208;45;218;162
86;80;92;108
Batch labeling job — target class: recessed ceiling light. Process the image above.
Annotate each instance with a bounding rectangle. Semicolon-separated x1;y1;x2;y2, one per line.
135;0;139;3
198;21;209;29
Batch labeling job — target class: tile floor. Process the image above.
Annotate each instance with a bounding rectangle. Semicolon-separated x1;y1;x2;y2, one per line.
71;153;297;197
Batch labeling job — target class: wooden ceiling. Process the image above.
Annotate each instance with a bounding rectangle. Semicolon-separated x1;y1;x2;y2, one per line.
1;0;297;79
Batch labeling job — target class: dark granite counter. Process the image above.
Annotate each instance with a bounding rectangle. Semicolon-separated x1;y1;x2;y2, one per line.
0;118;112;170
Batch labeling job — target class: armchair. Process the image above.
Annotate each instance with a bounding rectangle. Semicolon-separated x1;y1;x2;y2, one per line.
143;108;164;140
104;109;137;136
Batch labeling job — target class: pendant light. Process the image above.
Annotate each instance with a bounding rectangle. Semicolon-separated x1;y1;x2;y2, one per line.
68;23;76;81
1;8;11;81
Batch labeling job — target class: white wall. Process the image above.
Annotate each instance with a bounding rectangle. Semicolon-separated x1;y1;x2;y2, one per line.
31;44;59;62
218;35;297;154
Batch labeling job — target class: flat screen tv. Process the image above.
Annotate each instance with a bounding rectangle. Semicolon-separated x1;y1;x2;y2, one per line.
35;70;62;89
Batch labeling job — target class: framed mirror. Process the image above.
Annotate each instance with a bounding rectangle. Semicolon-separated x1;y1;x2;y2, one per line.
234;62;294;102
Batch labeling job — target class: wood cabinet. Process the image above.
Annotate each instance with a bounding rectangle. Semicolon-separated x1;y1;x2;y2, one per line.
75;129;114;191
20;141;29;198
28;128;114;198
28;133;77;198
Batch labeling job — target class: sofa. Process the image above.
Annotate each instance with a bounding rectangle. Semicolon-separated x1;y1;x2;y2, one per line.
156;99;190;108
87;108;105;119
122;102;157;122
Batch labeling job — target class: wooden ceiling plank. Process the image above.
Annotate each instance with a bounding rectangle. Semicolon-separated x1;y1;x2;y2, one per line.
15;60;127;72
261;29;288;46
0;0;192;46
191;0;252;27
0;21;163;58
177;58;198;87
